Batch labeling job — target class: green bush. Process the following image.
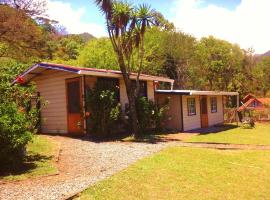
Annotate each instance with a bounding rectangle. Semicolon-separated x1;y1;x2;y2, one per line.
86;81;121;137
0;59;39;166
0;102;33;165
135;97;169;134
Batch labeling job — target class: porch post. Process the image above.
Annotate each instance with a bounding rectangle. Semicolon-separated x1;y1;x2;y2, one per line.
236;94;240;126
82;75;87;134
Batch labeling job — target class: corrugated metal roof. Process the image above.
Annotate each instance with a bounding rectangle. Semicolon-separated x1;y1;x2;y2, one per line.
13;62;174;84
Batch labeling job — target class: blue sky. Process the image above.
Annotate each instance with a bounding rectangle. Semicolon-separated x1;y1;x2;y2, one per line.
46;0;269;53
57;0;241;26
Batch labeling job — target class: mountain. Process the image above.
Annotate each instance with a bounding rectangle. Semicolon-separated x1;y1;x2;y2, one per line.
78;32;95;43
68;32;95;43
254;50;270;61
262;50;270;57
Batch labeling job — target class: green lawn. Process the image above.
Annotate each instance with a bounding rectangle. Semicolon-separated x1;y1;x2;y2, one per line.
76;147;270;200
1;135;58;181
186;123;270;145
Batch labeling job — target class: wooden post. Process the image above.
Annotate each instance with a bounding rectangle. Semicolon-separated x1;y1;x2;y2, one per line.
236;94;240;126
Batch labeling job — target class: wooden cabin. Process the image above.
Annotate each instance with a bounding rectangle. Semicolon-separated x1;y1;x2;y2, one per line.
13;62;174;135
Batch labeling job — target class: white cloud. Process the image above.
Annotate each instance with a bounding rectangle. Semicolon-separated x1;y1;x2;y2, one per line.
172;0;270;53
45;0;107;37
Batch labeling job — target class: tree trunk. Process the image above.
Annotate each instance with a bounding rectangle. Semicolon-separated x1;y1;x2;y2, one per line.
126;88;139;136
117;54;139;136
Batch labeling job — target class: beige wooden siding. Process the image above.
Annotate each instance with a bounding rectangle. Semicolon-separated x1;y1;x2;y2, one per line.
182;95;201;131
207;95;224;126
147;81;154;101
33;70;81;134
156;94;182;131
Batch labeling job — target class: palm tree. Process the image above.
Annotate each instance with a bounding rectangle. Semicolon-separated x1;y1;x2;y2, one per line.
95;0;158;136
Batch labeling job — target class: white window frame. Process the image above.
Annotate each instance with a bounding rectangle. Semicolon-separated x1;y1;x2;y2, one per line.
210;97;217;113
187;98;196;116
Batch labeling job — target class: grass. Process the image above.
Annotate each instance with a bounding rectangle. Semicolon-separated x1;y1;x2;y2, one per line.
186;123;270;145
0;135;58;181
76;147;270;200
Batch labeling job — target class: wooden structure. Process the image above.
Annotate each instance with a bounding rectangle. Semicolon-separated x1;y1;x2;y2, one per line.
13;62;174;135
238;94;270;121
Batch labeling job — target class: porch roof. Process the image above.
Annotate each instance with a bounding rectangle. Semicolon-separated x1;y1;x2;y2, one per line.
155;89;239;96
13;62;174;84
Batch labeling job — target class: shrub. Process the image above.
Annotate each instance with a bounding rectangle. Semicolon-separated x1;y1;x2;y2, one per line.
0;59;40;166
241;117;255;129
0;102;33;166
86;81;121;137
135;97;169;134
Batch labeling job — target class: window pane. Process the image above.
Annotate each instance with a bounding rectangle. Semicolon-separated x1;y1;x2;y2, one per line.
187;98;196;115
211;97;217;113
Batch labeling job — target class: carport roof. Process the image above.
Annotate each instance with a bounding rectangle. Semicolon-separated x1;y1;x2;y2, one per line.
155;90;239;96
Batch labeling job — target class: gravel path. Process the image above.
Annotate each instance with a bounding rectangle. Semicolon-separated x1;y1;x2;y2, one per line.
0;135;172;200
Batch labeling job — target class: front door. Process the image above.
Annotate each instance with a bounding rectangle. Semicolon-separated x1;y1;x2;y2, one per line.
200;96;208;128
66;77;84;134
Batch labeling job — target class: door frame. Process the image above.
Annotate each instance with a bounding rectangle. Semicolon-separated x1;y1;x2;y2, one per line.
65;77;84;134
200;95;209;128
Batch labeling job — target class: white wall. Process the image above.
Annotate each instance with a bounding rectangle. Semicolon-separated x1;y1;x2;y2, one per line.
207;95;224;126
182;95;201;131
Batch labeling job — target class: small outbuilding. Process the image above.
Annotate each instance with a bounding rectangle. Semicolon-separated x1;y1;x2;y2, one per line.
155;90;239;131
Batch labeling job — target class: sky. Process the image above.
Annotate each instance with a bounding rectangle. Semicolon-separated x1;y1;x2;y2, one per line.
46;0;270;54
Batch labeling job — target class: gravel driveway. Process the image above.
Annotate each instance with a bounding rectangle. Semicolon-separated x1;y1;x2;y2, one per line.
0;135;171;200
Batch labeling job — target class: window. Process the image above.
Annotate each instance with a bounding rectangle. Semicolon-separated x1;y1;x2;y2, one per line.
210;97;217;113
187;98;196;116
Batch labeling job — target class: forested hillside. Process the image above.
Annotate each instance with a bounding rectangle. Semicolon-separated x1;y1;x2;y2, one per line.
0;0;270;97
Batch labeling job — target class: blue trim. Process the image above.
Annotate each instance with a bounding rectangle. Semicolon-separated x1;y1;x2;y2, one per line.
38;63;80;73
12;63;81;85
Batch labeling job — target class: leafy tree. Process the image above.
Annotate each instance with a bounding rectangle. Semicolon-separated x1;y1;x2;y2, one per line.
161;30;196;89
95;0;161;136
191;36;245;92
253;57;270;96
1;0;47;18
0;5;46;61
54;35;84;60
76;38;118;69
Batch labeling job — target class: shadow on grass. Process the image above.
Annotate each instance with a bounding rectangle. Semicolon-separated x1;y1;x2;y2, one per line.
41;124;239;144
187;124;238;135
0;153;53;178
